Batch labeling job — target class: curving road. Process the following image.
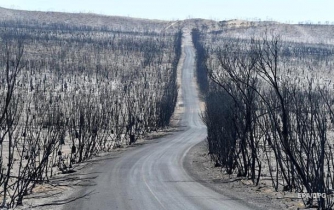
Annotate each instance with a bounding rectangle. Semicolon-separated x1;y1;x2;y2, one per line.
64;31;255;210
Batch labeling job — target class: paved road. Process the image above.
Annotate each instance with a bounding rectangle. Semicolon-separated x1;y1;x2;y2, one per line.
64;32;254;210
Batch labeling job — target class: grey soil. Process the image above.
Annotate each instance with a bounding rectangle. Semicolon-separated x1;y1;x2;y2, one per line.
184;140;304;210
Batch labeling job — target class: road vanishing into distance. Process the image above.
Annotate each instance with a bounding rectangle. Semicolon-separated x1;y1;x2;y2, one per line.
64;31;255;210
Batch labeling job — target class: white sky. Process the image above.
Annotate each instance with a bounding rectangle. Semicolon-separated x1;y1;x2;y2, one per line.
0;0;333;23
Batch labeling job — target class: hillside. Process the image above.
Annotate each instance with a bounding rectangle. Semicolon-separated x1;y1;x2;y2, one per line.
0;6;174;32
2;6;334;44
212;19;334;44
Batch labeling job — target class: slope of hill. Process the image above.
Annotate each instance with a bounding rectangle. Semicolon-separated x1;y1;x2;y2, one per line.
0;6;175;32
2;6;334;44
213;19;334;44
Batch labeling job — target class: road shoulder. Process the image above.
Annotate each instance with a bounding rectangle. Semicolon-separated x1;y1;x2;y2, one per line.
183;140;303;210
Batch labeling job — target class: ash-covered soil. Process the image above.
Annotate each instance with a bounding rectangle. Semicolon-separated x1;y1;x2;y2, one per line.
184;140;306;210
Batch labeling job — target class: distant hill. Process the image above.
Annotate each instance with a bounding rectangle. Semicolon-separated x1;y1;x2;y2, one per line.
0;6;174;32
184;18;334;45
1;6;334;44
214;19;334;44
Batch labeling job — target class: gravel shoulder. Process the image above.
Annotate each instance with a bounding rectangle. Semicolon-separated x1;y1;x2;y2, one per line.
183;140;305;210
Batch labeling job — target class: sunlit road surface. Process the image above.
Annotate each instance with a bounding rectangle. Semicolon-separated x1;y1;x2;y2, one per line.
64;31;255;210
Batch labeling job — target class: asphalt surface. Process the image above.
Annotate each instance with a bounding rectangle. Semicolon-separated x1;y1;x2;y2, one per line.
64;33;255;210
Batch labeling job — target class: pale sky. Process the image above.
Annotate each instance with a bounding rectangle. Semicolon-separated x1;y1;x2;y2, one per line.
0;0;333;23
